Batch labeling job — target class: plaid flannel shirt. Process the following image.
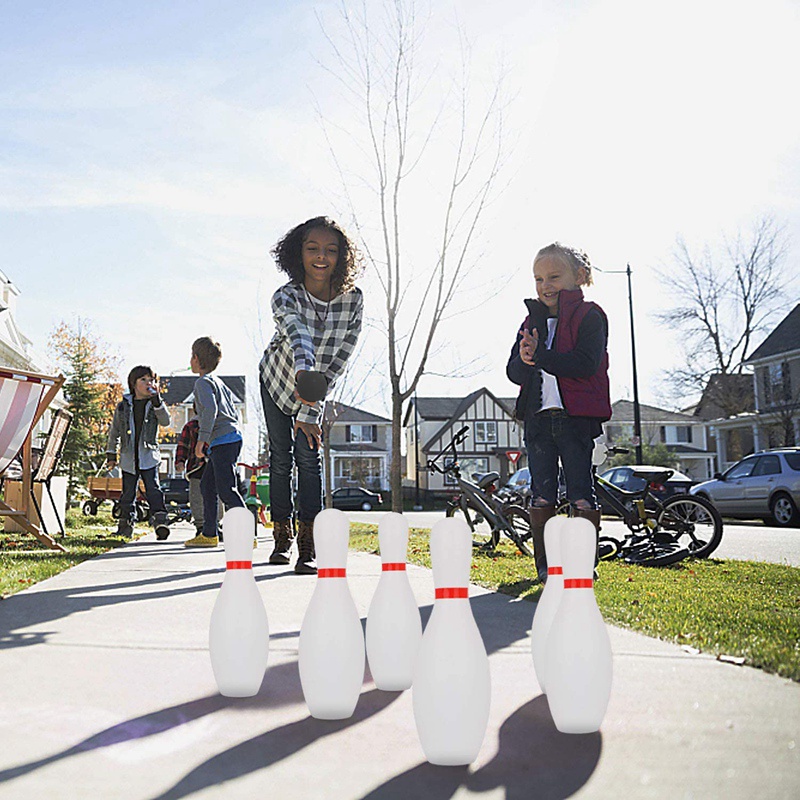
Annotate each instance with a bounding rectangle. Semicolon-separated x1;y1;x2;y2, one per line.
259;282;363;425
175;418;201;473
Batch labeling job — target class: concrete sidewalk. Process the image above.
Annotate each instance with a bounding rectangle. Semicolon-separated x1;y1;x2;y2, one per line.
0;522;798;800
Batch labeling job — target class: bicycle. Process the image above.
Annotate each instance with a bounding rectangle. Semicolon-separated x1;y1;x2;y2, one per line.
587;446;724;567
427;426;533;556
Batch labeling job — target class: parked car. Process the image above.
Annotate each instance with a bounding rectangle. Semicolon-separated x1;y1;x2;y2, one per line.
690;448;800;527
599;465;695;499
160;477;190;507
330;487;383;511
496;467;531;503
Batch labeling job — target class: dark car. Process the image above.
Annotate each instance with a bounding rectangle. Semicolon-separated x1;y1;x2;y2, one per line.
599;465;695;505
160;477;190;507
496;467;531;503
331;487;383;511
691;448;800;527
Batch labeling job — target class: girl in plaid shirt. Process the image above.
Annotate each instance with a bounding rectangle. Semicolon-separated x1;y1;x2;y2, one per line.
259;216;363;574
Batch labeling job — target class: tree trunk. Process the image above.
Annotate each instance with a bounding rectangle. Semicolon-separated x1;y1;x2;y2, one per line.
391;390;403;512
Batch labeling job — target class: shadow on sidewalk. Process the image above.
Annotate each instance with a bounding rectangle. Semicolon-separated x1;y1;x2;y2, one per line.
0;564;292;651
148;688;400;800
0;658;308;787
359;697;601;800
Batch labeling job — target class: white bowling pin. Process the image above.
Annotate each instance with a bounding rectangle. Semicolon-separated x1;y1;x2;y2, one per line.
209;507;269;697
366;512;422;691
412;517;491;766
299;508;365;719
530;515;566;693
544;517;612;733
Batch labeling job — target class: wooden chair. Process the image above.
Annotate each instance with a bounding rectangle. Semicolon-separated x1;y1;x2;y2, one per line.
30;408;73;538
0;368;66;551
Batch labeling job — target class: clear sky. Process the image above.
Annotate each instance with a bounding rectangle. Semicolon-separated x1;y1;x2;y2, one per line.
3;0;799;447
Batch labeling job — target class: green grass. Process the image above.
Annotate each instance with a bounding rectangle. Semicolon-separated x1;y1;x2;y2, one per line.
0;507;128;599
350;522;800;682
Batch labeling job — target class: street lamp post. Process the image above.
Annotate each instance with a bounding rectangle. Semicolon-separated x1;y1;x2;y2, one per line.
413;391;423;510
598;263;644;465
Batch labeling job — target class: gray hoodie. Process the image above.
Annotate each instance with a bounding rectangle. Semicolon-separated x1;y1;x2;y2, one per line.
194;374;241;445
106;393;171;474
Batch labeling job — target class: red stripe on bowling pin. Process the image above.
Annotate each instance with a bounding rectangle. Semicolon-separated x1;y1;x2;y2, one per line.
435;587;468;599
226;561;252;570
382;563;406;571
563;578;594;589
318;568;347;578
548;566;563;575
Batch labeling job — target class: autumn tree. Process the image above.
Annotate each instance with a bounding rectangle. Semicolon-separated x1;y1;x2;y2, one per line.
317;0;507;510
49;320;122;499
658;215;791;415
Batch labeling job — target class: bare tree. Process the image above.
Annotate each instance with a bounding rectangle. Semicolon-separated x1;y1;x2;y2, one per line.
317;0;507;510
658;215;790;415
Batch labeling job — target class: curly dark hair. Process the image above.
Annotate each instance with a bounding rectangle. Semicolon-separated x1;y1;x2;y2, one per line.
270;216;362;296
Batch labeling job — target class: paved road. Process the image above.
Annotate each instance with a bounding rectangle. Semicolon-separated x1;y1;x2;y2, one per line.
345;511;800;568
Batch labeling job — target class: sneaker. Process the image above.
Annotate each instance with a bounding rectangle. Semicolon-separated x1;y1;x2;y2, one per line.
155;525;171;541
184;534;219;548
116;523;134;539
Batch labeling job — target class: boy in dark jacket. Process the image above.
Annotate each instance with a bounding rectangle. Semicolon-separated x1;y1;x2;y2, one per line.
106;365;171;539
507;243;611;583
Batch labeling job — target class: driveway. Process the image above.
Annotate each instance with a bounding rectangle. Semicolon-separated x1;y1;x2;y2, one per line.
344;511;800;568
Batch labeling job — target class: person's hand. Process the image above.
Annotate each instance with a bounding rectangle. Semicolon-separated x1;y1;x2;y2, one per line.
294;371;317;406
519;327;538;365
295;420;322;450
195;441;207;461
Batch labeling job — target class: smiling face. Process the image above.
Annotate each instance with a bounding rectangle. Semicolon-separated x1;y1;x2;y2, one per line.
301;227;340;298
533;254;584;314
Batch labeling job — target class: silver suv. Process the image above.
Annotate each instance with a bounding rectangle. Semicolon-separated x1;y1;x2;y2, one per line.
690;448;800;527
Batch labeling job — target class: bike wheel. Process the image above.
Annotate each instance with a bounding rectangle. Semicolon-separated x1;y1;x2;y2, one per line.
623;539;690;567
503;505;534;557
447;502;499;551
598;536;620;561
657;495;723;558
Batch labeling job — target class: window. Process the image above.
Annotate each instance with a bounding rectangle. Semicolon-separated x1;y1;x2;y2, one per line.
474;421;497;444
753;455;781;476
763;362;791;406
347;424;377;443
444;456;489;485
726;458;757;479
676;426;693;443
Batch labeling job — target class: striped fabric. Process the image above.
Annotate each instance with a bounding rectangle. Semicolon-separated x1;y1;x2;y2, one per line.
0;374;48;476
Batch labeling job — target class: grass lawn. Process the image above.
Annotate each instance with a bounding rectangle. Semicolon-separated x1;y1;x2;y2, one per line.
350;522;800;682
0;507;128;599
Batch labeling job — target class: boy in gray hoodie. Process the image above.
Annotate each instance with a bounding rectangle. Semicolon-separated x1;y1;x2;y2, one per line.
106;365;171;539
184;337;245;547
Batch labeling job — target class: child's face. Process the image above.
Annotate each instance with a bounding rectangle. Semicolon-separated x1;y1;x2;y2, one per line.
134;373;157;399
302;227;340;287
534;255;583;312
190;352;200;374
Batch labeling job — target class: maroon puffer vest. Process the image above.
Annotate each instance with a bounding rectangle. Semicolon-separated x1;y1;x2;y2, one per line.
553;289;611;420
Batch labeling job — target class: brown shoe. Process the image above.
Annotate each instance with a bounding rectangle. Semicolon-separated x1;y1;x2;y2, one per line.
570;506;602;577
529;505;556;584
294;518;317;575
269;519;294;565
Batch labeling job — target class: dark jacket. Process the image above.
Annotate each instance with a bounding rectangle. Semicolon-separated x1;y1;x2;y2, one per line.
506;288;611;422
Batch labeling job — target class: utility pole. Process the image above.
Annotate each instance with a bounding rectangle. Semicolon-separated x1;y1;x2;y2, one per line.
627;263;644;465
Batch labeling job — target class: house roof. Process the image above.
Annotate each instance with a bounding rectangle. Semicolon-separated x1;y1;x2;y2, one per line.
160;375;246;405
745;303;800;363
404;394;517;426
690;373;754;420
665;444;715;456
326;402;390;424
329;443;388;453
610;399;698;425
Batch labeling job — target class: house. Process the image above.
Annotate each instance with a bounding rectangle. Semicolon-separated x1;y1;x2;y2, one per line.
157;374;247;475
604;399;716;480
688;305;800;472
0;270;43;372
404;388;525;497
323;402;392;492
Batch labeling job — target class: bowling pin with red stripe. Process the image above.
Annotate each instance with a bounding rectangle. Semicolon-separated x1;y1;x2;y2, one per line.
366;512;422;690
544;517;612;733
530;515;566;693
209;507;269;697
412;517;490;765
299;508;365;719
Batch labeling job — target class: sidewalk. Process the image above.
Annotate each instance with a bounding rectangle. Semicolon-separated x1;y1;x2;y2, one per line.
0;521;798;800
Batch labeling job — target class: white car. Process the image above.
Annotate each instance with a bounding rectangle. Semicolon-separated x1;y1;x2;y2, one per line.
690;448;800;527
